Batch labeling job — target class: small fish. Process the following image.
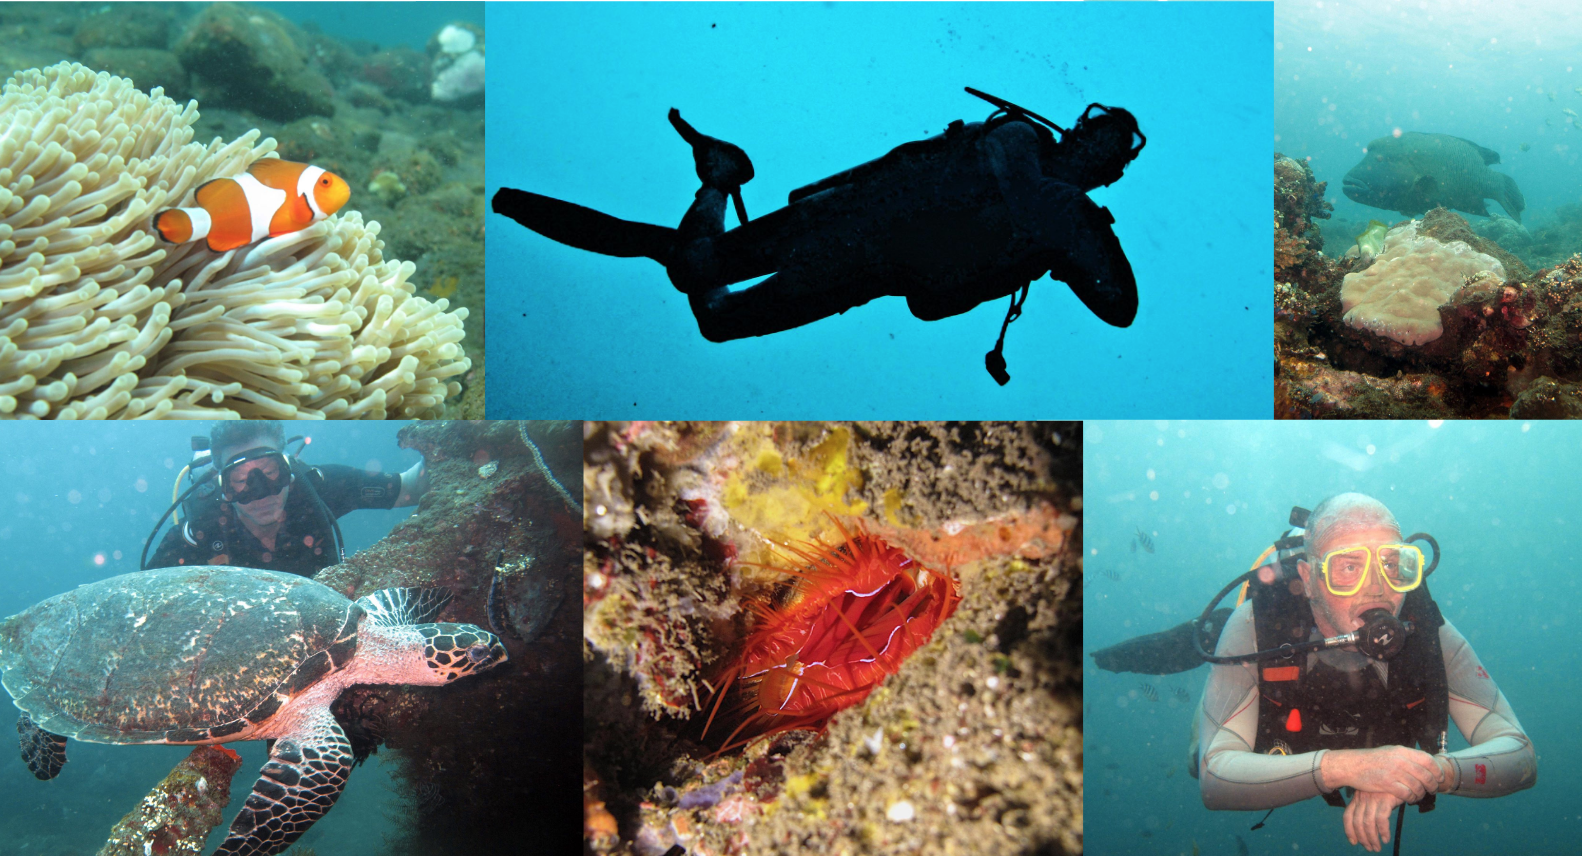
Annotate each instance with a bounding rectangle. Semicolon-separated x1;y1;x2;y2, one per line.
1192;841;1200;856
1139;682;1160;702
1172;686;1191;704
155;159;351;252
1236;834;1250;856
1135;526;1155;554
1101;568;1122;582
1575;87;1582;97
1548;91;1557;101
1520;142;1531;152
1565;108;1581;119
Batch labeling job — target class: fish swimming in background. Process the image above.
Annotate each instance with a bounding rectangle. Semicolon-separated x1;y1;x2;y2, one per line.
1191;841;1200;856
1520;142;1531;152
1235;834;1250;856
1139;682;1160;702
1101;568;1122;582
1343;132;1524;223
1134;526;1155;554
155;158;351;252
1575;87;1582;97
1547;91;1557;102
1564;108;1581;120
1172;686;1191;704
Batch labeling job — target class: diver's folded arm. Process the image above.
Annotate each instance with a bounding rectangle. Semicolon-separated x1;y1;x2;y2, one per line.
1199;682;1331;810
1199;603;1332;810
1437;620;1537;797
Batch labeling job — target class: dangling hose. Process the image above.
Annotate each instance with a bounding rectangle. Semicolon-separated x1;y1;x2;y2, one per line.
985;283;1030;385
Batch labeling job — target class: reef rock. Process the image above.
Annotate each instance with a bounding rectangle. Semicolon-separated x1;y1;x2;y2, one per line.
82;47;187;100
176;3;335;122
74;5;173;52
1276;361;1458;419
1275;153;1337;294
1510;376;1582;419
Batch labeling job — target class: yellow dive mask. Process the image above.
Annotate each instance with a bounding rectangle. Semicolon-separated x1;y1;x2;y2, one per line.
1319;544;1425;597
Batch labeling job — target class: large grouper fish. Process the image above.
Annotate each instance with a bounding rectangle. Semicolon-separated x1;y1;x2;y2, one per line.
0;566;508;856
1343;132;1525;223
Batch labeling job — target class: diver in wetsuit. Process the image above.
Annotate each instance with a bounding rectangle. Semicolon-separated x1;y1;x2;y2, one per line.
144;422;428;578
1095;494;1535;854
492;88;1144;385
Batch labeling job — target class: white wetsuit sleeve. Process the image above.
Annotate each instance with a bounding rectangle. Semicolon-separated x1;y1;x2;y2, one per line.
1436;619;1537;797
1198;601;1330;810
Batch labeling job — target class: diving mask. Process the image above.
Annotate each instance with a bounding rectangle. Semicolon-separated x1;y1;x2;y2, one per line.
220;448;292;504
1318;543;1425;597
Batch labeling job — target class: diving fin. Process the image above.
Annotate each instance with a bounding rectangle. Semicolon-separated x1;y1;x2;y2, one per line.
492;188;675;260
1089;608;1231;675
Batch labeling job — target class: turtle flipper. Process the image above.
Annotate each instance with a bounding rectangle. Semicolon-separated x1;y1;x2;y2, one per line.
216;708;353;856
16;713;66;780
357;587;453;627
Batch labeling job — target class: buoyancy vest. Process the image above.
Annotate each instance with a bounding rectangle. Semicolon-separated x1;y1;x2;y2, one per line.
1250;581;1450;810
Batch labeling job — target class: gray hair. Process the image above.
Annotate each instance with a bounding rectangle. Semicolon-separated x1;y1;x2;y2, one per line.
1304;492;1401;556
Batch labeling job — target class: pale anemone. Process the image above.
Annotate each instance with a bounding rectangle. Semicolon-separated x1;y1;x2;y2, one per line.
0;62;470;418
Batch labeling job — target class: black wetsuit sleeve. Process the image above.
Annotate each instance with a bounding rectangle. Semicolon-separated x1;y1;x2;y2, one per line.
310;464;403;517
145;522;207;570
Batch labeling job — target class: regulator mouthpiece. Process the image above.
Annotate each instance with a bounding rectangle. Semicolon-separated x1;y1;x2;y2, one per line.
1353;608;1411;660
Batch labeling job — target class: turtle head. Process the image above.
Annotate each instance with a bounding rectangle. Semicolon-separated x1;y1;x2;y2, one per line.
413;622;508;683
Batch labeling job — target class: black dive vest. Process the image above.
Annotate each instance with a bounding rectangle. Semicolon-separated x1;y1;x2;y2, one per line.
1250;581;1449;810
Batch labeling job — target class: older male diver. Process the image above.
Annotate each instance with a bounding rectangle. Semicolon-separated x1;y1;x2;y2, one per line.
492;88;1144;385
1091;494;1535;854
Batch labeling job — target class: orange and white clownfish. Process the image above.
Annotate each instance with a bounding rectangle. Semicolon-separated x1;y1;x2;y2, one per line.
153;159;351;253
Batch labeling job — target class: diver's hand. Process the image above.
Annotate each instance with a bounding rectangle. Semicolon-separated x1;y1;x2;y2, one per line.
1343;790;1404;853
396;458;429;507
1321;746;1441;803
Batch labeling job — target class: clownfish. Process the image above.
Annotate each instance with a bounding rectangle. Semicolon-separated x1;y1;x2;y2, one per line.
154;159;351;253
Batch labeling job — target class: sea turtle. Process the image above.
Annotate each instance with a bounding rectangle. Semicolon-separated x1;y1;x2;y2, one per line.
0;566;507;856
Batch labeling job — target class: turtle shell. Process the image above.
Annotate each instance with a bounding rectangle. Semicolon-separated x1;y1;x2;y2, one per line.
0;566;361;745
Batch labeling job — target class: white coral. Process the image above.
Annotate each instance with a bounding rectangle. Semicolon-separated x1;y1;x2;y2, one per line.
1339;221;1505;346
0;62;470;418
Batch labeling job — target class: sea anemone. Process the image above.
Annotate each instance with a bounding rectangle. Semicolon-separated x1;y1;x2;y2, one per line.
0;62;469;418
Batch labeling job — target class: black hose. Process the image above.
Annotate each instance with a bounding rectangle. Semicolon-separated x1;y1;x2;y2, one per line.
293;460;345;563
140;475;219;570
1393;801;1406;856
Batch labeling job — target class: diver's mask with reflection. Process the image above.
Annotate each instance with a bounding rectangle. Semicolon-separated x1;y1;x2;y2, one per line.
1318;543;1426;598
219;448;293;504
1061;103;1146;190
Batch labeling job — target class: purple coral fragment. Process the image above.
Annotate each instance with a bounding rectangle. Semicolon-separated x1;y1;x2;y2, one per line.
678;770;743;809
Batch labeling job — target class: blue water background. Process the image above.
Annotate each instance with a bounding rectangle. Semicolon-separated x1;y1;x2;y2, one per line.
486;2;1271;419
255;1;483;51
1084;420;1571;855
1275;0;1582;232
0;423;420;856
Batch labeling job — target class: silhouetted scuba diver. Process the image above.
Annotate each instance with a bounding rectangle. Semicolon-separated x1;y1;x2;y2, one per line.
492;88;1145;385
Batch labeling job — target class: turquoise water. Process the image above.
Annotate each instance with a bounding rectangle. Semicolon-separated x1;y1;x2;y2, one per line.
1085;420;1570;855
0;423;419;856
486;2;1271;419
255;1;483;50
1275;0;1582;228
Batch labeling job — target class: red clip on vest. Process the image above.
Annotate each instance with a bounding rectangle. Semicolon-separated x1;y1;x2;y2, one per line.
1286;707;1303;732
